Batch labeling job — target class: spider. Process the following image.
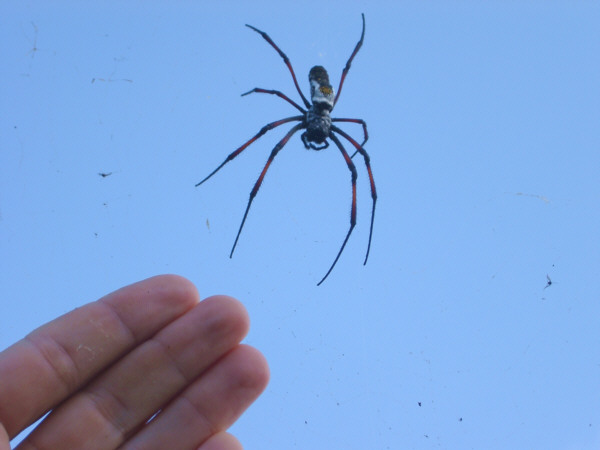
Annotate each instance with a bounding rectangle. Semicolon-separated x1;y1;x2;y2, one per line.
196;14;377;285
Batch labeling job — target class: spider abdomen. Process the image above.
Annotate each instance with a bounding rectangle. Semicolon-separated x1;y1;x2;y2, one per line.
308;66;334;110
301;65;335;150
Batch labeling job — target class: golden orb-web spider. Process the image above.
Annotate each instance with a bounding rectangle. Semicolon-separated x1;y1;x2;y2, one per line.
196;14;377;285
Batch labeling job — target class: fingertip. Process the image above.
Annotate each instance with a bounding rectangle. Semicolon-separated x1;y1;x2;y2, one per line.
200;295;250;341
145;274;201;307
200;431;242;450
236;344;270;392
103;274;200;313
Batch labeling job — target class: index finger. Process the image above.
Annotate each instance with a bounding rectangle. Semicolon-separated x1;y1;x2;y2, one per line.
0;274;199;439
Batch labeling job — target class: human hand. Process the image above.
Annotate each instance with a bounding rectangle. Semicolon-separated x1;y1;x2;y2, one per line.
0;275;269;449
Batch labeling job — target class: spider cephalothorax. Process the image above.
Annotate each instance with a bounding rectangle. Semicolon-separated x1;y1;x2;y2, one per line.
196;14;377;285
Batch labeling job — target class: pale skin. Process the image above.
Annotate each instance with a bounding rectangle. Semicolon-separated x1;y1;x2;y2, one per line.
0;275;269;450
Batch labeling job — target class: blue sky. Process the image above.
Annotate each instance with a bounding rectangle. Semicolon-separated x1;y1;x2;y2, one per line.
2;1;600;448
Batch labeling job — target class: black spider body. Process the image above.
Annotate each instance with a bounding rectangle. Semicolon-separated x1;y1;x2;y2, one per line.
196;14;377;285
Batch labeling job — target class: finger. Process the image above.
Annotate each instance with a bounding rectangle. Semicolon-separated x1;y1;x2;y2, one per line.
19;296;251;450
123;345;269;450
0;274;198;439
199;431;243;450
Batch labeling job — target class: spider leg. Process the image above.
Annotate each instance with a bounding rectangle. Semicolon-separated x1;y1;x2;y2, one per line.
317;132;358;286
195;116;303;187
230;122;305;258
331;125;377;265
245;24;312;109
333;13;365;107
242;88;306;114
332;118;368;148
